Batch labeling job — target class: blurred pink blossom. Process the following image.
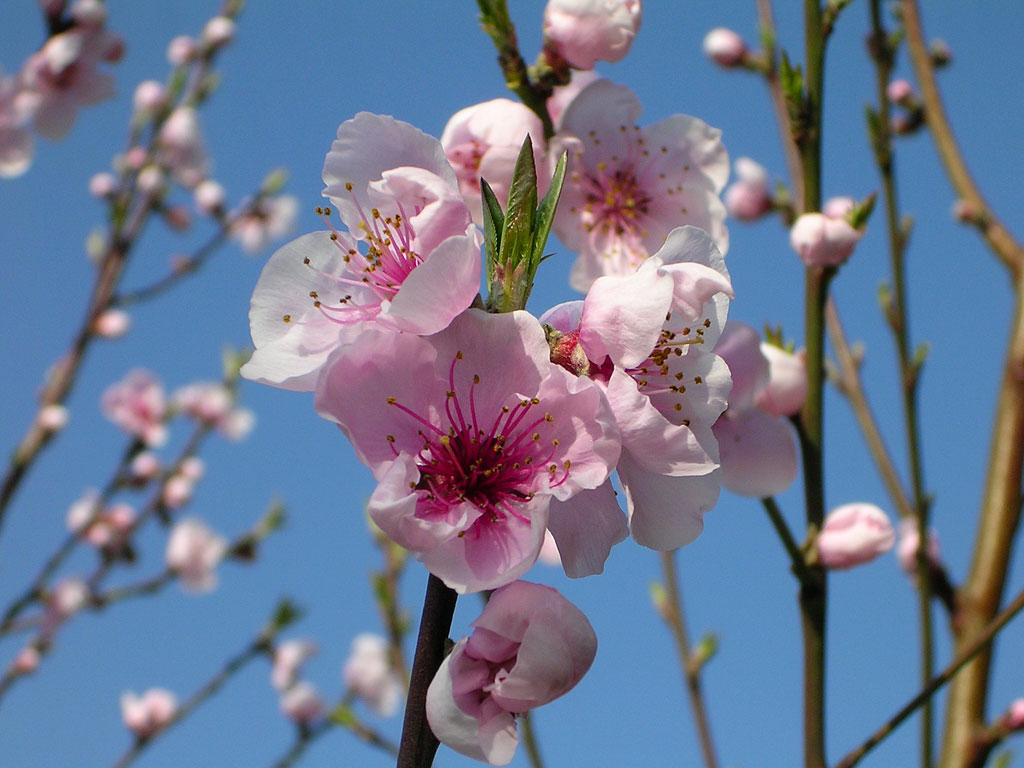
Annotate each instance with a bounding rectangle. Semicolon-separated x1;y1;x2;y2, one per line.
36;403;69;432
754;343;807;418
166;35;196;66
229;194;298;253
279;681;324;724
158;106;207;187
1005;698;1024;730
202;16;235;47
121;688;178;739
896;519;941;575
546;69;601;129
703;28;746;67
93;308;131;338
165;518;227;592
426;581;596;765
817;503;894;570
10;647;40;675
789;211;861;267
271;639;318;692
0;74;35;178
724;157;772;221
543;0;641;70
342;633;403;717
101;370;168;447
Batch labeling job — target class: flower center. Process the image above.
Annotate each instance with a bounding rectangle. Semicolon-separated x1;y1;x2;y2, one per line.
580;163;651;238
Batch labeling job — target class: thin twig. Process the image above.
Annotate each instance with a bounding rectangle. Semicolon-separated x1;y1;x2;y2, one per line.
659;550;720;768
519;711;545;768
761;497;814;587
832;583;1024;768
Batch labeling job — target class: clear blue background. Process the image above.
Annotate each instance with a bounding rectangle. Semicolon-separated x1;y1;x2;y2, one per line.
1;1;1022;767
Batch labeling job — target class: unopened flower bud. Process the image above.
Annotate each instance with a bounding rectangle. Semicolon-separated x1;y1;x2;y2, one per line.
886;78;914;104
162;474;194;509
755;344;807;417
125;146;147;170
817;503;894;570
280;681;324;724
167;35;196;66
121;688;178;738
166;518;227;592
724;157;772;221
133;80;167;115
93;308;131;338
822;196;855;220
194;179;225;215
137;165;164;195
37;404;69;433
703;28;747;67
929;39;952;68
163;205;191;231
101;35;124;63
790;212;861;267
951;198;983;225
542;0;641;70
71;0;106;27
179;456;205;481
89;172;117;198
49;578;90;619
1004;699;1024;730
202;16;236;47
11;647;40;675
130;451;161;482
271;639;318;691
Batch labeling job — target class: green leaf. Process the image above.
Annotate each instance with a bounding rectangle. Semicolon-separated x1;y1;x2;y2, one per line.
531;150;567;272
494;136;539;310
480;178;504;288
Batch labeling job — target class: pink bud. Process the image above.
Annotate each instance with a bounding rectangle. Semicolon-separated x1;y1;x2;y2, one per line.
124;146;147;170
280;681;324;724
67;489;100;533
137;166;164;195
202;16;236;47
221;408;255;441
166;517;227;592
822;196;855;220
886;78;914;104
49;578;90;619
724;157;771;221
896;519;941;575
179;456;205;481
343;634;403;717
163;205;191;231
162;475;194;509
101;34;124;63
89;172;117;198
130;451;161;482
166;35;196;66
754;344;807;417
951;198;982;224
543;0;641;70
37;404;69;433
271;639;318;692
121;688;178;738
818;503;895;570
1005;698;1024;730
70;0;106;27
11;647;40;675
93;308;131;338
133;80;167;114
193;179;225;215
790;212;861;267
703;28;747;67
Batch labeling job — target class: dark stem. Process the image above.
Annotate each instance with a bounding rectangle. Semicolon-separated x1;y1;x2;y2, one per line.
396;575;458;768
761;497;814;587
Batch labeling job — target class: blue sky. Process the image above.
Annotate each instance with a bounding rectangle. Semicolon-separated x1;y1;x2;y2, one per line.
2;1;1023;767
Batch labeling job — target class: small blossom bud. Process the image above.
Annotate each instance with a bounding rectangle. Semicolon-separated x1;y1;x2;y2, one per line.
221;408;255;441
167;35;196;66
951;198;983;225
790;212;862;267
101;34;125;63
49;578;90;619
163;205;191;231
817;503;895;570
343;634;403;717
1004;699;1024;730
70;0;106;27
162;475;195;509
133;80;167;115
703;28;747;67
724;157;772;221
125;146;148;170
280;681;324;724
822;196;855;220
137;165;164;195
166;518;227;592
271;639;318;692
754;344;807;417
129;451;161;482
202;16;236;47
121;689;178;738
11;647;40;675
89;172;117;198
93;308;131;338
886;78;914;104
37;404;69;433
193;179;225;215
67;489;100;533
929;39;952;68
896;519;941;575
542;0;641;70
179;456;205;481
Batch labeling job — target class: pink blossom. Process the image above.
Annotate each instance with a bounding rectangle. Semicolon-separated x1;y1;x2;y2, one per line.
886;78;914;104
703;28;747;67
315;310;621;593
542;0;641;70
542;227;732;551
0;74;35;178
166;36;196;66
133;80;167;115
179;456;205;481
790;211;861;267
36;403;69;432
88;171;117;197
158;107;207;187
755;343;807;417
817;503;895;570
173;382;254;440
271;639;318;692
724;157;772;221
19;25;119;140
45;577;90;629
243;112;481;391
194;179;225;215
68;492;134;551
161;474;195;509
93;308;131;338
229;194;298;253
10;647;40;675
165;518;228;592
202;16;236;47
712;323;799;497
896;519;941;575
129;451;161;483
121;688;178;739
1004;699;1024;730
426;581;596;765
279;681;324;724
441;99;546;225
342;633;403;717
551;80;728;290
101;370;168;447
